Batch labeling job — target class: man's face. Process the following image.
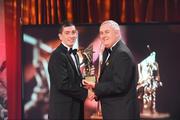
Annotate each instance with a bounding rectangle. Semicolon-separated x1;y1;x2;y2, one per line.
99;24;118;48
59;25;78;48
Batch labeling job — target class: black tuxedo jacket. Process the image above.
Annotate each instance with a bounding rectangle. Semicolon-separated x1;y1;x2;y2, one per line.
94;40;140;119
48;44;87;120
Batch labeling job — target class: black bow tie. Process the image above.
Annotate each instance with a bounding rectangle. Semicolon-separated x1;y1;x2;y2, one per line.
69;48;77;55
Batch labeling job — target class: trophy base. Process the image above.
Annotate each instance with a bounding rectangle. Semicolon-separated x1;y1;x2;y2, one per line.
140;111;170;119
90;112;102;120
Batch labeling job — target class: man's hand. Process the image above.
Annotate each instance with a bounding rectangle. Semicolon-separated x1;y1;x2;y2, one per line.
87;91;97;101
83;79;97;100
82;80;95;89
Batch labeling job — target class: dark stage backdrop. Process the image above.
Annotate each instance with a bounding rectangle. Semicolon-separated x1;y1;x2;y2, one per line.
22;24;180;119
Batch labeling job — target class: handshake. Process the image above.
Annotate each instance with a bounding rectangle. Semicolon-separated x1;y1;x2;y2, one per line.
82;79;97;101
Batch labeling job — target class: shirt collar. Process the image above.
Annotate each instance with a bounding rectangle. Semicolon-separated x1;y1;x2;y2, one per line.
110;39;120;50
62;42;71;51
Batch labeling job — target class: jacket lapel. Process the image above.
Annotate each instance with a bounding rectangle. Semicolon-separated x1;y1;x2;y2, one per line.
100;40;122;78
66;54;78;70
74;54;81;75
59;44;81;76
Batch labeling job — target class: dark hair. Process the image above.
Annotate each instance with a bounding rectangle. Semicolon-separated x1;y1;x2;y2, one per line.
59;21;75;33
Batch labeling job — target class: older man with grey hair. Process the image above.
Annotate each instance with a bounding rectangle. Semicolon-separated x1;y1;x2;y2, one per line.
83;20;140;119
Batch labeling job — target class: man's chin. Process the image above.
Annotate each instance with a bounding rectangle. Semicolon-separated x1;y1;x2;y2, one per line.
67;43;74;47
104;44;110;48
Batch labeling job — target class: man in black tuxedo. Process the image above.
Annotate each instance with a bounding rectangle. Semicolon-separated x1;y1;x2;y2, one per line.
83;20;139;119
48;21;88;120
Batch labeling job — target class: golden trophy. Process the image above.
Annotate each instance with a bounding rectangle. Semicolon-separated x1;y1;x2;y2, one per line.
80;44;103;120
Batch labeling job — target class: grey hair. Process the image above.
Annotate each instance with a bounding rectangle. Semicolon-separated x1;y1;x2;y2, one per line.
100;20;120;31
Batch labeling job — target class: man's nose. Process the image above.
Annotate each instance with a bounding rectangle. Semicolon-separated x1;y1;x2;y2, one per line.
100;34;105;38
69;34;76;38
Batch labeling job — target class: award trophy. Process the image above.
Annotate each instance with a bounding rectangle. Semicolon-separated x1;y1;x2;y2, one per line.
80;44;103;119
137;52;170;119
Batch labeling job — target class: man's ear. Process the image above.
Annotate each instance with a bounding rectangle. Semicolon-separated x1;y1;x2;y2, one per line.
115;30;121;38
76;30;79;37
58;33;62;40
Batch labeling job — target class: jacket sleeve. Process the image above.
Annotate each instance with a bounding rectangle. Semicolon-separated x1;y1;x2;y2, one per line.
48;53;87;101
94;52;134;97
